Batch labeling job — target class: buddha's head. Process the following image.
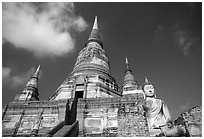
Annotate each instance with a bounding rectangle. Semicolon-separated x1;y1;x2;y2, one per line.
142;77;156;98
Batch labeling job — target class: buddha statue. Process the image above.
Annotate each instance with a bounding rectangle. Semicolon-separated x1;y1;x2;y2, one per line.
142;77;171;136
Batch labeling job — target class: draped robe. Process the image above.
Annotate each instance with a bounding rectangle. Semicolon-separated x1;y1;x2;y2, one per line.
145;98;171;136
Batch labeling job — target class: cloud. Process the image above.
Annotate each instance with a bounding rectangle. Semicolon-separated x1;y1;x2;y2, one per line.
174;30;201;60
2;67;12;80
187;2;202;10
2;66;43;88
154;25;163;34
174;30;190;57
2;2;88;58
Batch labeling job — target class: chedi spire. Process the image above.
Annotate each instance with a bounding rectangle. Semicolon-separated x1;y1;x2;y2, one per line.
26;65;40;88
122;57;141;95
125;57;131;73
32;65;40;79
87;16;103;47
14;65;41;102
123;57;136;85
92;16;98;30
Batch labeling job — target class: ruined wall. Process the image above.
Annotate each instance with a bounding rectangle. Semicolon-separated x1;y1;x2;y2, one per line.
118;94;149;136
2;100;69;137
174;106;202;137
76;93;149;137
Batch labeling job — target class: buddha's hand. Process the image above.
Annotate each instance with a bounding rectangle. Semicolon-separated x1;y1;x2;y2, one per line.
142;104;149;111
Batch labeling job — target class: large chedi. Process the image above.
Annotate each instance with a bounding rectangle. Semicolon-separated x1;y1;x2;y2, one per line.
50;16;121;100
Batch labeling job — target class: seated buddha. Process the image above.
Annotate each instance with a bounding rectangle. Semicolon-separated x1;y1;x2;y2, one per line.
142;77;171;136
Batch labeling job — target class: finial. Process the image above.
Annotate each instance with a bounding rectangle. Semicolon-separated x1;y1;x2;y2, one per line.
33;65;41;78
36;65;40;73
92;16;98;30
125;57;131;73
87;16;103;48
125;57;129;65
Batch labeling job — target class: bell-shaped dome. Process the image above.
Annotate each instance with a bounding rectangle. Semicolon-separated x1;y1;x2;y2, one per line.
124;71;135;82
122;58;138;87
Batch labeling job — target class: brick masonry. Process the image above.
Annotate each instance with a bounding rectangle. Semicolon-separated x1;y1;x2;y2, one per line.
2;100;69;137
76;93;149;137
2;94;202;137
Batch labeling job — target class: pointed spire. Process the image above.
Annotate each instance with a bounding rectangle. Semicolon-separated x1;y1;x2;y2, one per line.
26;65;40;88
124;57;135;82
32;65;40;78
87;16;103;48
125;57;131;72
14;65;40;102
92;16;98;30
122;57;139;94
125;57;128;65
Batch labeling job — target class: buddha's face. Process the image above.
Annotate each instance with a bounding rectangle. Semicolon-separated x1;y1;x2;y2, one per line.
144;84;155;97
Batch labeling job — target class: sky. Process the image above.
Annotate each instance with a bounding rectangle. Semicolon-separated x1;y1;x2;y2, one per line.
2;2;202;119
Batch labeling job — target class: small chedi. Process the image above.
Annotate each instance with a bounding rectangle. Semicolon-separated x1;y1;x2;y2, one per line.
2;16;202;137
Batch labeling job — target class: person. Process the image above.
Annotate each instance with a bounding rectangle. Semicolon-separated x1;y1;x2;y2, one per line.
142;77;171;136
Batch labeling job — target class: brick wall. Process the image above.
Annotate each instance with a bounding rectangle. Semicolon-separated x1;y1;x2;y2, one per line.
76;93;149;137
2;100;68;137
3;94;150;137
